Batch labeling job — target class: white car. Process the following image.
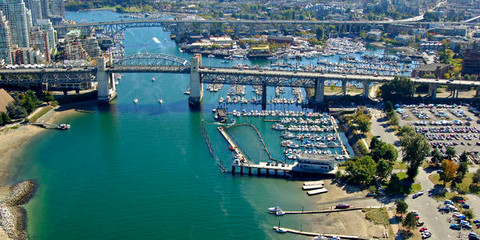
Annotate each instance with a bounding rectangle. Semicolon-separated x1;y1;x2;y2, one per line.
413;191;424;199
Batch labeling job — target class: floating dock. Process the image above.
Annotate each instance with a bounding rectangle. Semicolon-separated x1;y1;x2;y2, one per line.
303;180;325;186
302;184;324;190
272;226;370;240
306;188;328;195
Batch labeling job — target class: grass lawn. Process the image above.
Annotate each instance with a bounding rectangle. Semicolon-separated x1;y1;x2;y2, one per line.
28;106;53;123
396;172;408;180
363;208;390;225
411;183;422;193
393;161;408;170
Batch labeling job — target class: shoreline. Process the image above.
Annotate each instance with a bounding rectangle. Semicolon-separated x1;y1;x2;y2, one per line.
0;100;98;239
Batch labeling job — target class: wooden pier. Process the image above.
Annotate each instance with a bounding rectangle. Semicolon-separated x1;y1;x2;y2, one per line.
231;161;297;177
282;207;362;214
272;226;370;240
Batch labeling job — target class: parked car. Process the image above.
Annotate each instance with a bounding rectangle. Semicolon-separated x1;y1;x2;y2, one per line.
450;224;461;230
445;200;454;205
335;204;350;209
463;204;470;209
453;196;465;203
366;193;376;197
421;231;432;239
419;227;428;232
469;231;480;240
438;207;450;213
417;221;425;227
413;191;425;199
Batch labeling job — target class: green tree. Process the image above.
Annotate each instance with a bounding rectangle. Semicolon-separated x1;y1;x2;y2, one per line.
315;26;325;41
445;146;456;160
371;143;398;162
6;102;27;119
396;200;408;216
457;162;468;179
22;90;40;114
0;112;10;126
346;156;377;185
464;209;474;220
353;111;371;133
473;169;480;184
431;148;443;166
43;91;54;102
379;76;415;101
459;151;468;162
377;159;393;180
402;212;418;231
400;127;431;179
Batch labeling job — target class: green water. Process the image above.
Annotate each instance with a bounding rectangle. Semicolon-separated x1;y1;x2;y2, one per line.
6;11;329;240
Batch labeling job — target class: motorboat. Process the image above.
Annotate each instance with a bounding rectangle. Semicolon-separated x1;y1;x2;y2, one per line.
133;98;138;104
275;228;287;233
314;235;328;240
268;206;281;213
158;99;163;104
184;89;190;95
151;77;155;82
58;123;71;130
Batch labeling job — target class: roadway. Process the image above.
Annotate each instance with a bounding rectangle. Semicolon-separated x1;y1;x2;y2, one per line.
52;18;476;30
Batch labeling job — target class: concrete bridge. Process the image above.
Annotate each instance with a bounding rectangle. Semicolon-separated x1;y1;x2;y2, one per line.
52;18;477;39
0;53;477;109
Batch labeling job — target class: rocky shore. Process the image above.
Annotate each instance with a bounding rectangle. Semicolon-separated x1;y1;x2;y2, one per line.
0;180;37;240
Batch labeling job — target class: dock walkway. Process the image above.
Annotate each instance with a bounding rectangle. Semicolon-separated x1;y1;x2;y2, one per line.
272;226;370;240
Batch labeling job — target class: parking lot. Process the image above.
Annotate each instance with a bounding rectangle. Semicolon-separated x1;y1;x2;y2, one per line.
397;103;480;161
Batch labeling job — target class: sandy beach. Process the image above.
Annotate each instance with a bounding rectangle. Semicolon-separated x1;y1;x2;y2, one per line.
0;102;95;239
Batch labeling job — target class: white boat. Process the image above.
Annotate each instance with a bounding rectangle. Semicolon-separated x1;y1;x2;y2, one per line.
133;98;138;104
151;77;155;82
207;54;215;58
307;188;328;196
314;235;328;240
268;206;281;213
212;108;217;112
303;180;325;186
158;99;163;104
302;184;324;190
275;228;287;233
275;210;285;216
184;89;190;95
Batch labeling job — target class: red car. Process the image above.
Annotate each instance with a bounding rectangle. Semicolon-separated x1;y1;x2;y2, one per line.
335;204;350;209
419;227;428;232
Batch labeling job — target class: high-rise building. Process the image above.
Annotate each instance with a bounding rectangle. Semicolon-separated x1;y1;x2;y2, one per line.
40;0;48;19
0;10;12;64
0;0;30;48
49;0;64;19
30;26;48;61
26;0;42;25
36;18;55;55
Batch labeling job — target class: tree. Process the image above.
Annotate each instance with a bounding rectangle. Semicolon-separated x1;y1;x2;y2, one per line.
384;100;394;113
371;143;398;162
43;91;54;102
431;148;443;166
6;102;27;119
376;159;393;180
379;76;415;101
402;212;418;231
346;156;377;185
0;112;9;126
400;128;431;179
457;162;468;179
464;209;474;220
370;136;381;150
445;146;456;160
396;200;408;216
353;111;371;133
315;26;325;41
459;151;468;162
473;169;480;185
22;90;40;114
440;160;458;186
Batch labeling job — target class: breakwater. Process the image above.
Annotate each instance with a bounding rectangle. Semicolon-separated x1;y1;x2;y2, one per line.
0;180;37;240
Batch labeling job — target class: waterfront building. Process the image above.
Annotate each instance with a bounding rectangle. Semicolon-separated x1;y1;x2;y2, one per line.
420;40;442;51
0;10;12;64
412;63;452;78
0;0;31;48
267;35;294;44
294;154;338;173
247;44;272;58
209;36;234;48
394;34;414;45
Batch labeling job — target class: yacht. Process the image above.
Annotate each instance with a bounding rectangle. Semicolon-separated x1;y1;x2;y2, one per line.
133;98;138;104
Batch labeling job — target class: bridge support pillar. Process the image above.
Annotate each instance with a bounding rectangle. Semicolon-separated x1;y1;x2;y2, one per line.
261;84;267;110
456;87;460;98
342;80;347;96
363;81;370;98
314;78;325;103
96;56;117;103
429;84;437;99
189;54;203;109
